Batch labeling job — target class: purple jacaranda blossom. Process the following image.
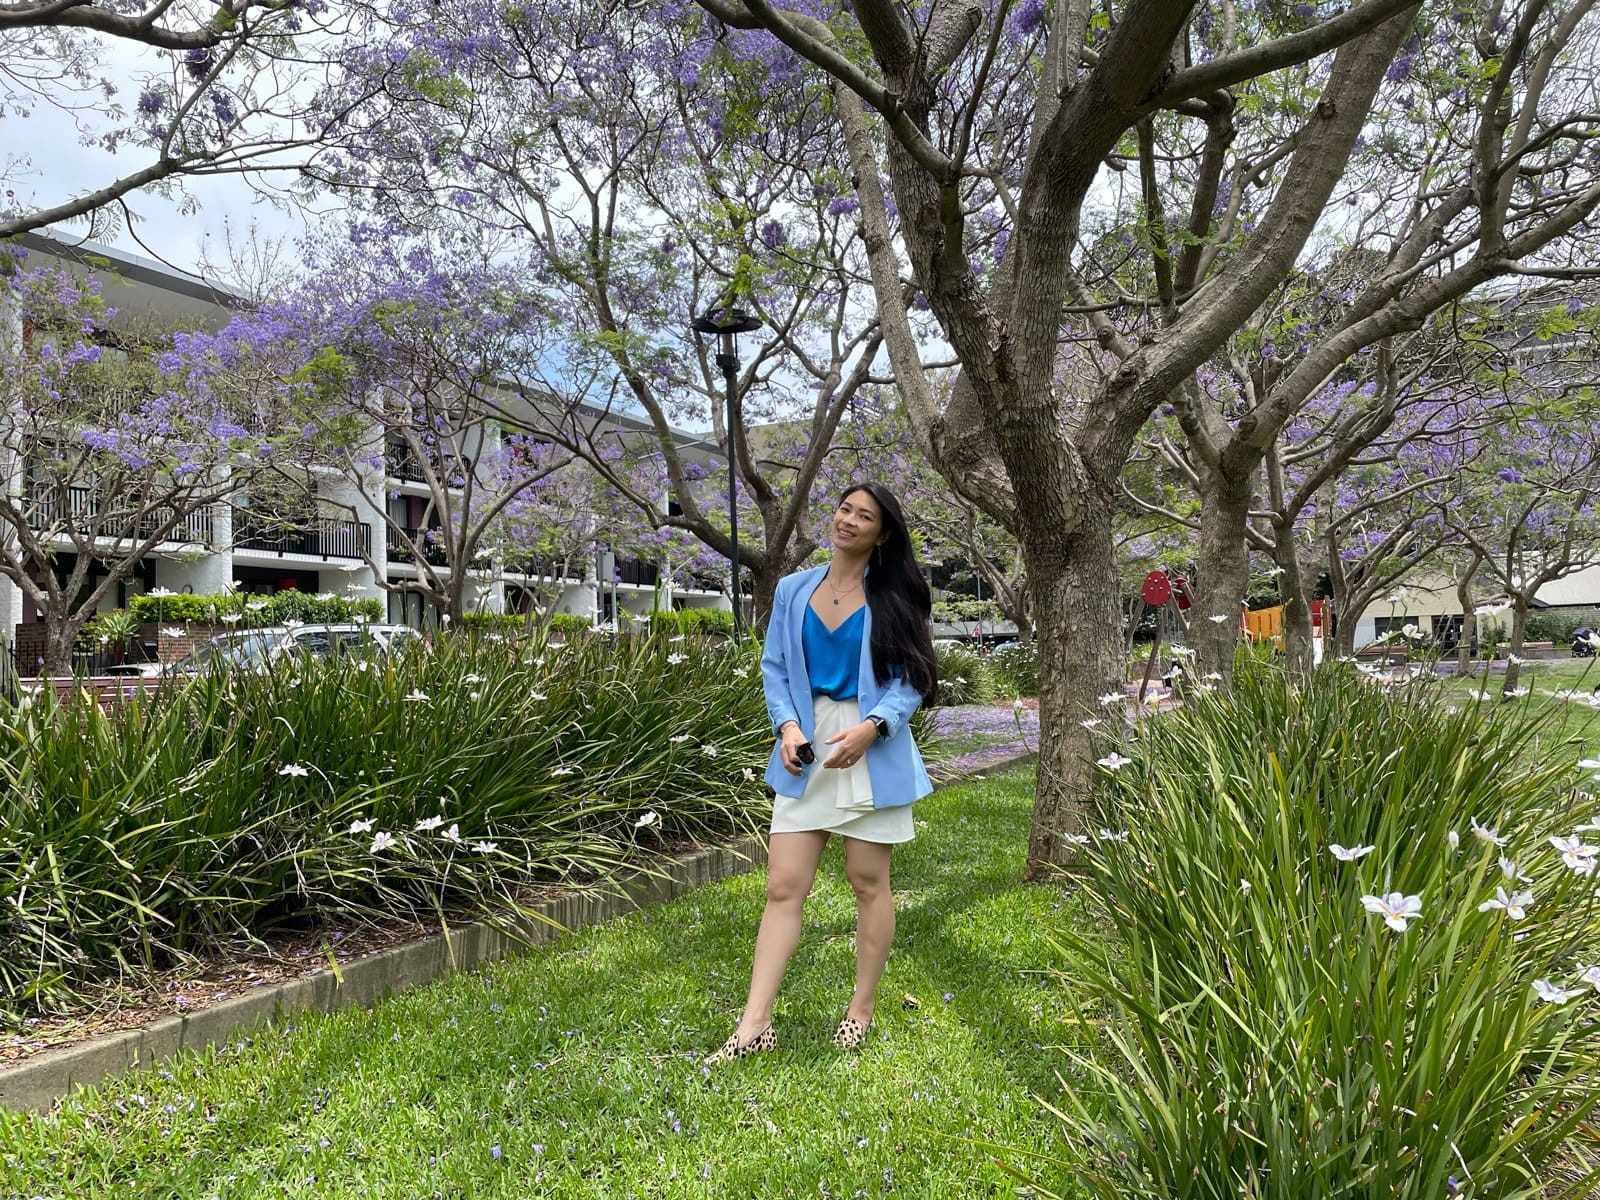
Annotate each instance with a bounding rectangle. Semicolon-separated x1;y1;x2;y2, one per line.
184;47;213;81
1012;0;1045;34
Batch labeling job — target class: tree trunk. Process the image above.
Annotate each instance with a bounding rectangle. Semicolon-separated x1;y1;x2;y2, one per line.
750;566;780;638
42;613;82;677
1191;466;1253;682
1013;611;1034;646
1456;567;1479;675
1502;599;1530;696
1334;614;1357;658
1274;525;1315;681
445;569;468;627
1024;505;1123;878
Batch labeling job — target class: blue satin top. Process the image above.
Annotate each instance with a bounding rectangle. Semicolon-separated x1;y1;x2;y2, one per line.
802;603;863;700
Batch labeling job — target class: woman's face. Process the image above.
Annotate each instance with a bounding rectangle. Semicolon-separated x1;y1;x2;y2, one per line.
833;490;890;551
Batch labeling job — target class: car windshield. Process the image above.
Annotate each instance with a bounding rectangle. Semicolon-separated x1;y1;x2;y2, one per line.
174;632;280;671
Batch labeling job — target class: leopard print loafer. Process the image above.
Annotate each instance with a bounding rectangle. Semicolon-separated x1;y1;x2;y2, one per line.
832;1014;871;1050
704;1024;776;1065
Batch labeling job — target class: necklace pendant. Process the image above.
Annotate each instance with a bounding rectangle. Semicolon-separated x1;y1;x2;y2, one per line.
833;598;839;605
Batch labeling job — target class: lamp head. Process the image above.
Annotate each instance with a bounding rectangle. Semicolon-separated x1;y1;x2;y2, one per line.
692;306;763;358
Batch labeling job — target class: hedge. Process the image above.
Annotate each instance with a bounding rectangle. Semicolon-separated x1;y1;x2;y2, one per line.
129;591;383;626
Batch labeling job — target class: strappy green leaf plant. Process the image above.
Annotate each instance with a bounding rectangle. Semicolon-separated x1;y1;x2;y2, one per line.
1048;662;1600;1199
0;632;769;1017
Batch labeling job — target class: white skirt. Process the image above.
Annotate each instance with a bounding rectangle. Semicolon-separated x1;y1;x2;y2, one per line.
770;696;915;844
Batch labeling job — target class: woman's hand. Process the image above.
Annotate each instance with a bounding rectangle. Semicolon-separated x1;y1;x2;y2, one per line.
823;721;877;770
779;722;809;775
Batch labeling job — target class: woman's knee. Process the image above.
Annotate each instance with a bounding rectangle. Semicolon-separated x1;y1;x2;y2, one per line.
766;869;814;906
845;865;890;902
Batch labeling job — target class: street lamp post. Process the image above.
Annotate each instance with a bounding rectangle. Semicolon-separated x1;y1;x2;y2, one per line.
692;306;763;638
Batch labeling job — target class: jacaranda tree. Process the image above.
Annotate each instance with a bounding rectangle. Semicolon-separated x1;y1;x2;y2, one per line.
0;257;327;672
191;227;585;625
318;1;909;623
698;0;1600;872
0;0;389;241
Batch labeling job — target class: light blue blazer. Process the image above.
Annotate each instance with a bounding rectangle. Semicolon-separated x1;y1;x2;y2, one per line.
761;565;932;808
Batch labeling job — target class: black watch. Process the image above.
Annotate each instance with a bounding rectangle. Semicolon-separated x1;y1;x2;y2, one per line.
868;715;889;740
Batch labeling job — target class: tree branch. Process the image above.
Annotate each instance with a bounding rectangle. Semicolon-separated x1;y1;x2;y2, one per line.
1152;0;1422;111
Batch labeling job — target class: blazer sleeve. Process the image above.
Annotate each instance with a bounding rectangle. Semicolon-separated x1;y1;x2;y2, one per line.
865;672;923;740
761;579;801;734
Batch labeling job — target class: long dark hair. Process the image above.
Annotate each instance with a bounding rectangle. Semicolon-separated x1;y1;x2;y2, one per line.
844;483;939;704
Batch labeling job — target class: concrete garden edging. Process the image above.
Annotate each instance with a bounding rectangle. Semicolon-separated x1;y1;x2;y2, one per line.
0;836;767;1113
0;750;1043;1114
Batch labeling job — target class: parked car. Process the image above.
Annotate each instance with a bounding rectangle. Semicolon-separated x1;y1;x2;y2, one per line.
138;624;421;677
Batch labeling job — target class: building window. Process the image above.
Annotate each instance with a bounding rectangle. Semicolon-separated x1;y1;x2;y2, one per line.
1371;616;1415;638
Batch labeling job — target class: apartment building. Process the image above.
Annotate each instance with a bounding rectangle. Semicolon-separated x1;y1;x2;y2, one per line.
1;230;731;656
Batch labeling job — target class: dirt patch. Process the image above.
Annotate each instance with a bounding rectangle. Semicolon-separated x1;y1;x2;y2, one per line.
2;918;437;1066
0;839;720;1068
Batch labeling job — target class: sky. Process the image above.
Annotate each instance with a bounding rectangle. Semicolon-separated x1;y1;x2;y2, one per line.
5;35;316;285
11;100;313;283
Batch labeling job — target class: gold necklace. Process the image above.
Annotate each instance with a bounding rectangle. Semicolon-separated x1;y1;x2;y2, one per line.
825;573;863;606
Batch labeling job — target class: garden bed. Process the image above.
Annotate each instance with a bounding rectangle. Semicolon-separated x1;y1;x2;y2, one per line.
0;769;1074;1198
0;634;777;1020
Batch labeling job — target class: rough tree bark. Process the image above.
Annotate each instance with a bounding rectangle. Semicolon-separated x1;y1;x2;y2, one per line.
1273;527;1318;680
1190;457;1257;680
1456;550;1485;674
1026;496;1125;873
1502;600;1532;696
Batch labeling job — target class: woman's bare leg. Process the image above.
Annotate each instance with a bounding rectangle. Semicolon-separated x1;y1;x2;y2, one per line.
733;830;829;1037
842;837;895;1026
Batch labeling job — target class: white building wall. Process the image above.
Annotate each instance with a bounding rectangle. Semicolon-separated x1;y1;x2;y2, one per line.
1353;564;1600;648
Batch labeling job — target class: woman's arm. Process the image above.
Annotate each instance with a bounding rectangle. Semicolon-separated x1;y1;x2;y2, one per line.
864;673;922;740
760;580;802;734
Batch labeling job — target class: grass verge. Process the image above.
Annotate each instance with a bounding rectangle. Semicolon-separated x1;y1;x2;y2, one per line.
0;769;1086;1200
1436;658;1600;754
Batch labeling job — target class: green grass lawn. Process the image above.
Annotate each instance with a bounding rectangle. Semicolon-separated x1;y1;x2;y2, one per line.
0;770;1088;1200
1437;658;1600;755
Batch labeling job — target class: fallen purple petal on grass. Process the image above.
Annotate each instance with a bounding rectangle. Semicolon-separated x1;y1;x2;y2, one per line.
929;738;1036;783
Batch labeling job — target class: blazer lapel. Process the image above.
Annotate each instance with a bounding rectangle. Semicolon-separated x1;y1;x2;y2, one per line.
857;597;879;706
790;569;825;735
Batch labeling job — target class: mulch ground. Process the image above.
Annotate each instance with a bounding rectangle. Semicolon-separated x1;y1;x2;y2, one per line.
2;919;438;1066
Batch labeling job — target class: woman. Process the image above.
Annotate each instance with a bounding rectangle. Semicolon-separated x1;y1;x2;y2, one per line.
706;483;939;1063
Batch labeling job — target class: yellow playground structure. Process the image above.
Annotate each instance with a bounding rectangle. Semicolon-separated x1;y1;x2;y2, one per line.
1242;605;1283;647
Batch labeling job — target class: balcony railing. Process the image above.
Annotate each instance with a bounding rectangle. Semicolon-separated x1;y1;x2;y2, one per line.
388;526;449;567
385;436;430;484
502;555;586;581
235;516;371;560
616;557;660;587
26;485;213;546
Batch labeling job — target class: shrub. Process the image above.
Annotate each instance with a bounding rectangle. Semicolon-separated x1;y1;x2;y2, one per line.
129;591;382;627
459;611;537;633
457;611;595;638
932;641;995;706
1525;607;1600;645
1047;663;1600;1199
988;640;1038;696
648;608;735;637
0;635;770;1016
78;609;142;648
549;612;592;638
